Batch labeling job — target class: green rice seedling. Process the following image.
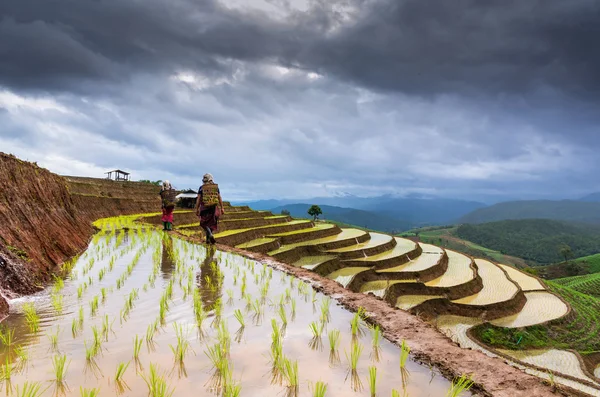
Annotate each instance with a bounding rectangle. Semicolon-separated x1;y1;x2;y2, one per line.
101;315;112;341
309;321;324;338
84;340;98;362
320;297;331;323
48;327;60;351
80;387;100;397
170;323;193;365
399;340;410;369
446;374;473;397
233;309;245;328
371;325;382;362
0;355;13;381
146;321;158;345
278;305;288;326
290;299;297;319
101;288;107;302
0;326;15;350
90;296;99;316
51;294;64;314
14;345;29;368
53;275;65;292
71;318;80;338
328;329;340;352
52;354;69;383
115;361;130;383
346;342;363;372
77;285;84;299
91;326;102;352
251;299;262;318
281;356;299;391
350;311;364;339
78;306;85;327
22;303;40;334
133;335;143;360
313;381;327;397
368;366;377;397
14;381;47;397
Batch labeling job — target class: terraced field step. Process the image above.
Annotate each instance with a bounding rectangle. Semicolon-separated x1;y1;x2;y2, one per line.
490;291;569;328
268;228;368;256
327;267;371;288
326;232;395;259
219;215;290;232
215;220;314;246
360;279;416;298
498;264;545;291
267;223;340;244
292;255;337;270
425;250;476;288
236;237;280;253
345;237;418;267
451;259;519;306
376;243;444;273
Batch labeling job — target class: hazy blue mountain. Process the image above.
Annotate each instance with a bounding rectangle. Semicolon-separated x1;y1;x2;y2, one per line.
580;192;600;202
235;195;486;226
459;200;600;225
271;204;412;233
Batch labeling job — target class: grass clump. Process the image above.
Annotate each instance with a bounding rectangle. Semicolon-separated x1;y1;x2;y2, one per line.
22;303;40;333
52;354;69;383
115;361;130;383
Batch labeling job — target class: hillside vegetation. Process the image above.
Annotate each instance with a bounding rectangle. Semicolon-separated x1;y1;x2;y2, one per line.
553;273;600;298
456;219;600;264
459;200;600;224
271;204;412;233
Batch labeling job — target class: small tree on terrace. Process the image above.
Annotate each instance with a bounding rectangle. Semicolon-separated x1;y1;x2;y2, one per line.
558;244;574;263
307;205;323;221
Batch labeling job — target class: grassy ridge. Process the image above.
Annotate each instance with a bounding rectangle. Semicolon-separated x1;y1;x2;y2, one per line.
472;282;600;354
574;253;600;273
554;272;600;298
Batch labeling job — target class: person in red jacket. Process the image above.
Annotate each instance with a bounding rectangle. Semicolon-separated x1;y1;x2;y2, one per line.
160;180;176;231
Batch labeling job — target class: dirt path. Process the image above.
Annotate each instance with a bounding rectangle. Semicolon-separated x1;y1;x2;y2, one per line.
174;231;582;396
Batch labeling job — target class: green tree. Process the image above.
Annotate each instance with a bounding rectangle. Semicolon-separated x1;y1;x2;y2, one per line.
307;205;323;221
139;179;162;186
559;244;574;263
281;209;291;216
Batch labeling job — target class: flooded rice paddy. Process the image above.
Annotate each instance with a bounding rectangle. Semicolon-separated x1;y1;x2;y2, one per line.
1;228;459;396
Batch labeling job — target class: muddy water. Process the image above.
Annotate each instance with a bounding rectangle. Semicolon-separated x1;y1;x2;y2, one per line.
1;230;457;396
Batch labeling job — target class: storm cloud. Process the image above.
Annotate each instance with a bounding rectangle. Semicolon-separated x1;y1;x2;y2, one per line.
1;0;599;201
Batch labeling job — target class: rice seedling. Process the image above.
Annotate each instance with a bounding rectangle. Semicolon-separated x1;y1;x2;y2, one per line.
52;354;69;383
368;366;377;397
170;323;193;365
78;306;85;327
346;342;363;372
350;311;365;339
320;297;331;323
371;325;382;362
399;340;410;369
281;356;299;392
233;309;245;328
290;299;297;319
14;345;29;368
22;303;40;333
53;275;65;292
278;305;288;326
0;355;13;381
85;340;98;362
90;296;99;316
146;321;158;345
101;287;107;302
77;285;84;299
0;326;15;350
133;335;143;360
48;327;60;351
446;374;473;397
328;329;341;352
101;315;112;341
80;387;100;397
51;294;64;314
71;318;80;338
14;381;47;397
91;326;102;353
115;361;130;383
312;381;327;397
309;321;324;338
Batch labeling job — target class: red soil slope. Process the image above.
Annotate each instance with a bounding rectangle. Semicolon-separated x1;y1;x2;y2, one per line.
0;153;93;311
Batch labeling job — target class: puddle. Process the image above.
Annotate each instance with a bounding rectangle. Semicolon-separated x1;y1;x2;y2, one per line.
1;229;457;396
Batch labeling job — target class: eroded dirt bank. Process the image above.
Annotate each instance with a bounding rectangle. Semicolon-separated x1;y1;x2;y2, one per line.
174;230;582;397
0;153;162;317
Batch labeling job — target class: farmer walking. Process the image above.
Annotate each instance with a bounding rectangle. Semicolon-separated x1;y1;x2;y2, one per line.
160;180;176;231
195;173;225;244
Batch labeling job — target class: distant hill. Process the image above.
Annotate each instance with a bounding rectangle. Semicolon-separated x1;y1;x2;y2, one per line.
459;200;600;225
456;219;600;264
580;192;600;202
271;204;412;233
239;196;486;226
539;253;600;279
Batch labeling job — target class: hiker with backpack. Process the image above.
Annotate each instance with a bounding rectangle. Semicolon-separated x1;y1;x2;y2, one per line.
160;180;176;231
195;173;225;244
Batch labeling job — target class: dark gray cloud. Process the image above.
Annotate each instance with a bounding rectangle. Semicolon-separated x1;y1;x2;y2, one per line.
0;0;599;201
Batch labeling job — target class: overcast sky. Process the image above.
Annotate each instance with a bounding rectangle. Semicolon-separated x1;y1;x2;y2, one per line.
1;0;599;202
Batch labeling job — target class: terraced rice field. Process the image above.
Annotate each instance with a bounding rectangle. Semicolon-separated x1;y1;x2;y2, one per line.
376;243;443;273
498;264;545;291
425;250;474;287
157;208;598;395
490;292;569;328
327;267;371;288
452;259;519;306
0;219;458;396
554;273;600;298
351;237;417;263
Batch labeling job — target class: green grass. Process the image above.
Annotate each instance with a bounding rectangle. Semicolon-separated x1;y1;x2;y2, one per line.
472;282;600;354
574;253;600;273
554;272;600;298
22;303;40;333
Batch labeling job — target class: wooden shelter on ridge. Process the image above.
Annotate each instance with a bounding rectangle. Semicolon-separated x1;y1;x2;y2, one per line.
176;189;198;209
105;169;131;181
